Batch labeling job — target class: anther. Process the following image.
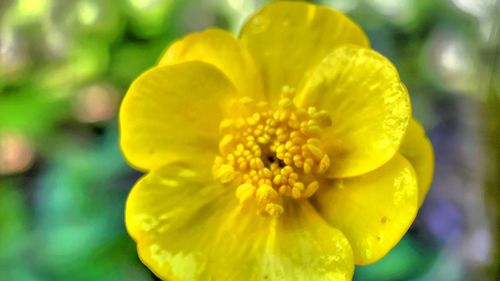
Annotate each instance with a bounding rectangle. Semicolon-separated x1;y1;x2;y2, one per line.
215;164;235;183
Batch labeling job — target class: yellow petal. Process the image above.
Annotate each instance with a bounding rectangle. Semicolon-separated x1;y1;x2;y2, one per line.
158;28;264;100
126;164;354;281
239;1;369;104
297;46;411;178
314;154;418;265
119;62;236;172
399;118;434;207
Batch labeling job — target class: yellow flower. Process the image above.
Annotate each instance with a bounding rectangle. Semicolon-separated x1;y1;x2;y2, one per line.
119;1;434;280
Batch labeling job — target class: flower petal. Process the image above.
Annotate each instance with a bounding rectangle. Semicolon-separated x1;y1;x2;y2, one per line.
239;1;369;104
126;164;354;281
314;154;418;265
158;28;264;100
399;118;434;206
119;62;237;171
297;46;411;178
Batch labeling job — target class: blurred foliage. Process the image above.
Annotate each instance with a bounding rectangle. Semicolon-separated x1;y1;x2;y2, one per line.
0;0;498;280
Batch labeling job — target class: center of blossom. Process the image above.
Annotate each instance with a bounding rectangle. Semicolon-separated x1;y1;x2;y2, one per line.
212;87;332;217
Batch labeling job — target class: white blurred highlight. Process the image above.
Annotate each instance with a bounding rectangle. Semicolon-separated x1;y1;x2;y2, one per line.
428;27;480;98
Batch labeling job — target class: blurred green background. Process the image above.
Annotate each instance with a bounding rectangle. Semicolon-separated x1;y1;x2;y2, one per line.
0;0;499;280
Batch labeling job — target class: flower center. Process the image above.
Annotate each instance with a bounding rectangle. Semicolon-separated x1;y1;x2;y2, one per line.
212;87;332;217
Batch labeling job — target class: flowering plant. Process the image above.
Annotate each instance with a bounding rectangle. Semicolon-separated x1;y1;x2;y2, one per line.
120;1;434;280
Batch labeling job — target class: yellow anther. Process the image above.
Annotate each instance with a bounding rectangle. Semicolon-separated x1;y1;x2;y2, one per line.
236;183;256;204
219;119;234;133
273;174;282;185
291;188;302;199
292;137;305;145
277;134;288;142
304;181;319;197
246;116;257;126
281;85;296;98
282;166;293;175
270;163;280;171
307;106;317;116
265;203;284;217
267;127;276;135
285;141;294;150
293;182;304;191
276;127;285;137
318;154;331;174
292;154;302;162
256;101;269;109
215;164;235;184
257;136;268;144
249;158;256;170
262;168;272;178
279;185;289;195
279;111;289;121
289;145;301;154
279;97;294;109
238;161;248;171
218;134;234;155
239;96;255;105
303;162;312;174
256;158;264;170
213;156;223;165
256;184;279;205
315;110;332;127
303;125;321;136
276;145;285;155
253;112;261;121
306;143;324;160
307;138;321;146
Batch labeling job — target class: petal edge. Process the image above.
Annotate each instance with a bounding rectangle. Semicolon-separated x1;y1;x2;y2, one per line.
399;118;434;207
240;1;370;104
119;61;236;172
315;154;418;265
126;164;355;280
159;28;264;100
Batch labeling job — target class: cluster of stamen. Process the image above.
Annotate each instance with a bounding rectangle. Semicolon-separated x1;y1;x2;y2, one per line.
212;88;332;217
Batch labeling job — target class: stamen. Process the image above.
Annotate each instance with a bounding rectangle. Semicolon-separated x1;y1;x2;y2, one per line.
212;87;332;217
